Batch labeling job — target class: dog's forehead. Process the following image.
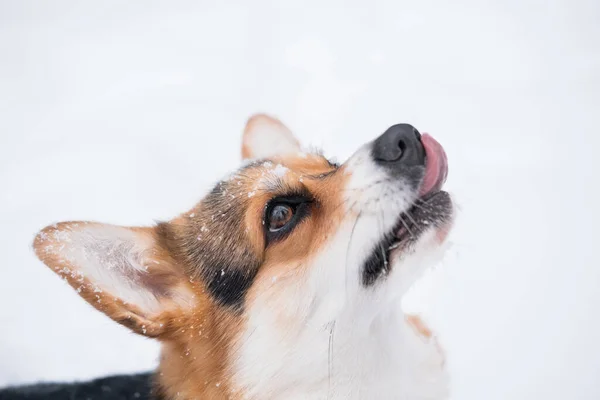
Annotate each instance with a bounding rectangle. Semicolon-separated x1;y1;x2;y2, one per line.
235;152;334;182
205;152;337;202
269;151;336;174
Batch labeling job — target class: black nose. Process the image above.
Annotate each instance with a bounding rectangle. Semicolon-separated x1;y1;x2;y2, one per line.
372;124;425;168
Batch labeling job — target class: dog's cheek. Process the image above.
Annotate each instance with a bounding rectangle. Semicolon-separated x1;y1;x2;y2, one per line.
203;262;260;309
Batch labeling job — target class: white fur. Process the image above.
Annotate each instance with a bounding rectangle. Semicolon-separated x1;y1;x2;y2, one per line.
51;224;161;313
232;146;450;399
244;116;300;159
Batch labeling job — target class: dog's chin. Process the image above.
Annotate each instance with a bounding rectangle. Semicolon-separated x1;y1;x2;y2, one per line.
362;191;454;288
389;190;454;297
389;190;453;255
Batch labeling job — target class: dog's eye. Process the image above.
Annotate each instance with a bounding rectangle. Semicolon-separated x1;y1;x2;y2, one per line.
263;196;311;245
268;204;294;232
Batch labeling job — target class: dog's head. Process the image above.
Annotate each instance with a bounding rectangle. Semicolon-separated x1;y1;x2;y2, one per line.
33;114;453;396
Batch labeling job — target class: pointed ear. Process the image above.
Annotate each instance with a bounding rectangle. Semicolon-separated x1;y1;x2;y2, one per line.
241;113;301;160
33;222;195;338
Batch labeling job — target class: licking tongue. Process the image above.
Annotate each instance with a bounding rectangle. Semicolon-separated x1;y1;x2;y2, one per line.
419;134;449;196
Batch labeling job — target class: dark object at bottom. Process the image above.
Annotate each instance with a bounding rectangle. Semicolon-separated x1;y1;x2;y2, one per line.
0;373;156;400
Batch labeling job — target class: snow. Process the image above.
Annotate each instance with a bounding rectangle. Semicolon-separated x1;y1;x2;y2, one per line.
1;1;599;399
272;164;289;178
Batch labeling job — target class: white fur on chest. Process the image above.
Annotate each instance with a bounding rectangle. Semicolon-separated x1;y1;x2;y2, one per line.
231;303;448;400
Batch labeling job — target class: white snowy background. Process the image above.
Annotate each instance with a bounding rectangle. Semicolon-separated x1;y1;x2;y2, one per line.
1;1;599;399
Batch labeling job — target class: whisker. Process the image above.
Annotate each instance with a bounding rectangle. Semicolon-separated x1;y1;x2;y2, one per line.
404;211;419;229
410;201;428;212
345;210;362;295
329;197;353;215
339;178;389;193
377;210;389;275
337;198;361;223
416;196;435;206
399;215;416;238
327;320;336;399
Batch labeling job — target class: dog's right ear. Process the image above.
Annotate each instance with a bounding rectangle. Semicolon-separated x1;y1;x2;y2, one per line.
241;114;301;160
33;222;196;338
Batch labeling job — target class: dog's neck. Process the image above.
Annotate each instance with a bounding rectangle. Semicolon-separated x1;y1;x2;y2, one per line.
156;300;448;400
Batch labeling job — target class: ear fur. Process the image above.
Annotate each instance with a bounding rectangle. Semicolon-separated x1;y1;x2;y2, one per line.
33;222;195;337
241;113;301;160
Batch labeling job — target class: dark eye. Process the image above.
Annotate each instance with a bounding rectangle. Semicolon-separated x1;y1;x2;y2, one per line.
263;195;312;245
268;204;294;232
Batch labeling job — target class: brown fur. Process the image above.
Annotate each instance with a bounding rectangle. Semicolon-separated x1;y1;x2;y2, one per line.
31;115;354;399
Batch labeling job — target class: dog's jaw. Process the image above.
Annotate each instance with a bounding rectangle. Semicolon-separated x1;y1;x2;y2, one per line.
228;229;452;400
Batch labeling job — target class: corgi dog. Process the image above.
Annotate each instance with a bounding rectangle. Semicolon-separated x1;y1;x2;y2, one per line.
27;114;453;399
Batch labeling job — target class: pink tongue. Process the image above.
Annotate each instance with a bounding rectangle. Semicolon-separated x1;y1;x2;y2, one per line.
419;133;448;196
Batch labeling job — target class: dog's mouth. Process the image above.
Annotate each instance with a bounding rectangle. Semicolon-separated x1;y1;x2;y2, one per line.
362;134;453;286
391;133;451;249
389;190;453;252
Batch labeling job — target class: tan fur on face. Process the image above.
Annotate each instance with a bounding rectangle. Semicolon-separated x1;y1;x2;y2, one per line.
241;156;349;327
247;158;347;282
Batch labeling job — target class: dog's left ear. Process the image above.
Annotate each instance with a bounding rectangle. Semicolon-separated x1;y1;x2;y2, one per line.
33;222;195;338
241;113;301;160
